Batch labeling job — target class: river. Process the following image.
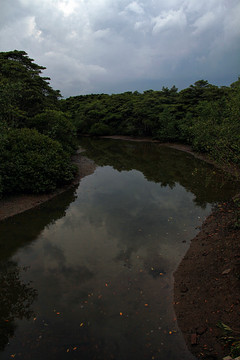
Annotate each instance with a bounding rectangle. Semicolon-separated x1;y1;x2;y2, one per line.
0;138;238;360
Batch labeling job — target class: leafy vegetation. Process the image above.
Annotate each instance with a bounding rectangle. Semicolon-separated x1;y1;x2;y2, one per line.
1;49;239;198
1;128;76;194
217;322;240;358
61;78;240;171
0;50;77;197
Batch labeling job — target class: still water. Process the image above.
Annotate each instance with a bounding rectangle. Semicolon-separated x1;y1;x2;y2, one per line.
0;138;238;360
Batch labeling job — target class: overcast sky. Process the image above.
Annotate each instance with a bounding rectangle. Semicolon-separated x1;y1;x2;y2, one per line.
1;0;240;97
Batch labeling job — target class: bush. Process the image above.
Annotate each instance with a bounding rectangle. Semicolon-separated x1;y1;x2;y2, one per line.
89;123;112;136
27;110;77;154
0;128;77;194
154;108;179;141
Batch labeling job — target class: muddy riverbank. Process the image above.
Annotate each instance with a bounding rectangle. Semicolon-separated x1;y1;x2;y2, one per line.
0;153;96;221
174;198;240;360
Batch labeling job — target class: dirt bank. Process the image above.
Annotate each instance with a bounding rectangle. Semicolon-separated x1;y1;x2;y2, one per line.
174;198;240;360
166;141;240;359
0;153;96;221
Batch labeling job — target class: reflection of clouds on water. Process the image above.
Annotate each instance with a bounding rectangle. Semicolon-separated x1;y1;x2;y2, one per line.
14;165;210;315
3;140;237;359
59;167;210;272
5;156;214;359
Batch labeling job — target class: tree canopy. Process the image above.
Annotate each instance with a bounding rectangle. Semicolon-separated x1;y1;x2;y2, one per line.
0;50;77;197
61;77;240;171
1;49;239;197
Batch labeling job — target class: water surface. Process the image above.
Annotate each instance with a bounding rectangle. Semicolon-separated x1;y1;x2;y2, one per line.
0;139;238;360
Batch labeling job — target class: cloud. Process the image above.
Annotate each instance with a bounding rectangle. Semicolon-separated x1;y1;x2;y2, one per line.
124;1;144;15
56;0;79;17
0;0;239;95
152;8;187;34
192;11;217;35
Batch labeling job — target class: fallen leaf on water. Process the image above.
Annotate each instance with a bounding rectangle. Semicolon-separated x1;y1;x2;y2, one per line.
222;268;231;275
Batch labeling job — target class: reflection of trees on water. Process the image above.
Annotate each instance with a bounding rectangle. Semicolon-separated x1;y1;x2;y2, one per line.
0;188;79;352
0;261;37;351
0;186;78;261
80;138;238;207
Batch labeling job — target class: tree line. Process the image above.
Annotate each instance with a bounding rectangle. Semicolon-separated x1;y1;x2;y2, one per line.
0;50;239;197
61;77;240;173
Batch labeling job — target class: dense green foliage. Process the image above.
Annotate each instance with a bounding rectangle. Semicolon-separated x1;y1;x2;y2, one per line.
27;109;77;154
1;49;239;197
0;50;77;196
1;128;76;194
61;78;240;171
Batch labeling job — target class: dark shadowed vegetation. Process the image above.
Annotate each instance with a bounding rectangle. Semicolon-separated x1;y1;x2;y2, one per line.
61;78;240;174
0;50;77;197
1;50;239;198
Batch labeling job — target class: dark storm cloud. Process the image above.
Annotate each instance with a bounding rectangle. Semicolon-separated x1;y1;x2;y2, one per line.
0;0;239;96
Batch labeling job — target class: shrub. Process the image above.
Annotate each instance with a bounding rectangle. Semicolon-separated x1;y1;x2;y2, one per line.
27;110;77;154
0;128;77;194
89;123;112;136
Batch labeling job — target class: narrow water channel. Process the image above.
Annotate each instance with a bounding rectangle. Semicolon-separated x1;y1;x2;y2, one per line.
0;139;238;360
